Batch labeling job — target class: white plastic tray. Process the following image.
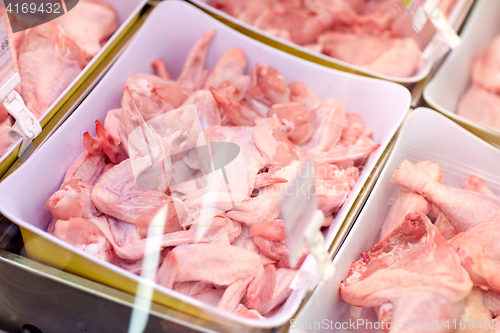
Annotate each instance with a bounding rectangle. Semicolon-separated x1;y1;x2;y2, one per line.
424;0;500;141
190;0;469;84
0;0;147;164
292;107;500;332
0;1;410;328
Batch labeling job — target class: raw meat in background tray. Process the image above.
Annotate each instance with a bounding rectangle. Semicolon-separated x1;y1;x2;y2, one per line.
44;29;379;319
457;35;500;131
209;0;458;78
341;159;500;330
0;0;118;157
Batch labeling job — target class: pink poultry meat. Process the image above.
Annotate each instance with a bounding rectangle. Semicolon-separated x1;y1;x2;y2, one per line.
55;0;118;57
210;0;456;77
392;160;500;232
471;35;500;94
0;1;117;158
341;212;473;331
155;243;263;312
457;34;500;131
17;22;89;118
379;160;442;238
47;29;379;320
457;84;500;131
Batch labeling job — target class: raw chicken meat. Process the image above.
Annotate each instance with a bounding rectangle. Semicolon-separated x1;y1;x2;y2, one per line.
0;1;118;157
46;29;379;320
457;84;500;131
457;34;500;131
379;160;442;238
55;0;118;57
17;22;89;118
344;158;500;330
471;35;500;94
341;212;472;331
210;0;456;77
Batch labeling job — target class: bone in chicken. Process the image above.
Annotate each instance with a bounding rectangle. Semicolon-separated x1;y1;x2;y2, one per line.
392;160;500;232
340;212;473;331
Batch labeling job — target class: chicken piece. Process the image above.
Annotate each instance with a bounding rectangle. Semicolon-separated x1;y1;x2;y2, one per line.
430;204;458;240
178;30;216;91
63;130;107;185
457;85;500;131
265;268;297;314
226;161;301;226
380;161;442;238
316;167;359;219
188;216;241;245
108;218;141;245
210;86;257;126
314;135;379;168
246;264;276;314
253;236;308;269
471;35;500;94
151;59;171;80
246;63;290;115
45;179;96;221
55;0;118;57
54;217;118;263
320;33;422;78
0;117;13;156
89;215;210;260
299;98;346;156
267;102;316;145
451;212;500;293
103;108;129;154
340;213;472;330
249;220;285;242
179;90;221;130
203;47;247;90
234;304;265;320
90;158;189;227
253;117;296;170
155;243;263;312
231;224;276;266
340;113;372;146
462;174;498;198
18;22;89;118
288;81;320;110
95;120;127;164
124;74;187;122
457;288;494;333
203;125;266;196
392;160;500;232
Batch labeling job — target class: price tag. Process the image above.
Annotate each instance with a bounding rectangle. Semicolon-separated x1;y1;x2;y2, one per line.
280;158;317;269
0;16;18;100
399;0;460;54
280;158;335;281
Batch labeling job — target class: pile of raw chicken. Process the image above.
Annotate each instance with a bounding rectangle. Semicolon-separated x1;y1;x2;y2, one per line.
457;34;500;131
209;0;457;78
0;0;118;157
43;30;379;319
341;160;500;330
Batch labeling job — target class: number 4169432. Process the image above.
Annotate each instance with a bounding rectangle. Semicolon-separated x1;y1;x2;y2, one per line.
5;2;62;15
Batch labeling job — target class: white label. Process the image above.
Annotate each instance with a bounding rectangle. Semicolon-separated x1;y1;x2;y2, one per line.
280;158;318;268
0;16;15;88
